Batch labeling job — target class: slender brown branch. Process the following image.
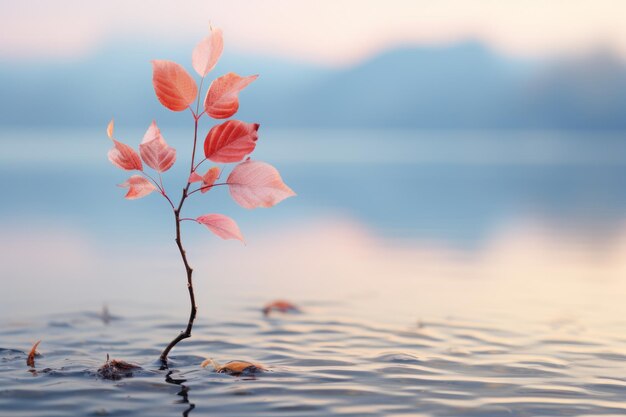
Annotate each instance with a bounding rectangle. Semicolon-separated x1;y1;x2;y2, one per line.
159;116;201;367
160;192;176;211
158;199;196;366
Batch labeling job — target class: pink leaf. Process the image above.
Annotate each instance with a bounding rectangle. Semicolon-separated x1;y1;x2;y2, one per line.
189;172;203;183
106;119;142;171
204;120;259;163
204;73;258;119
151;60;198;112
108;140;143;171
227;160;296;209
192;27;224;77
118;175;156;199
196;214;244;243
200;166;220;193
139;121;176;172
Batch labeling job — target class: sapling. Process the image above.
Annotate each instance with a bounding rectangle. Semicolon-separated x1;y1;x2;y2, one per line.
105;27;295;366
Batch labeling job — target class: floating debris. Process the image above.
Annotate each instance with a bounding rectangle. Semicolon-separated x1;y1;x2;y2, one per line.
97;354;141;380
100;304;112;325
262;300;300;316
26;340;41;368
201;358;266;375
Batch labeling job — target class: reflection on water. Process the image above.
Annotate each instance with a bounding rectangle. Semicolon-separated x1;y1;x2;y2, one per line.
1;128;626;415
165;370;195;417
2;215;626;325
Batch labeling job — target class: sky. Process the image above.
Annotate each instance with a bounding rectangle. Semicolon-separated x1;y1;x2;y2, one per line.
1;0;626;66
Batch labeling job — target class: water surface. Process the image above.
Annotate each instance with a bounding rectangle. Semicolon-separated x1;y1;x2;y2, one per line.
1;128;626;415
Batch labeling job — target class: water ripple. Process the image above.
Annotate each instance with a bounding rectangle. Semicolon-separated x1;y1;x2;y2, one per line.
1;308;626;417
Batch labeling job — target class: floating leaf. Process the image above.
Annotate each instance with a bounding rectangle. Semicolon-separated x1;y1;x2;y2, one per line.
98;354;141;380
26;340;41;368
204;120;259;163
192;27;224;77
139;121;176;172
204;73;258;119
196;214;244;242
100;304;113;325
262;300;300;316
201;358;265;375
118;175;156;199
151;60;198;111
227;160;295;209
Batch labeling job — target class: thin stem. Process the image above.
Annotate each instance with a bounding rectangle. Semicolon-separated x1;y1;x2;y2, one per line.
158;173;165;193
141;171;163;193
157;173;176;210
159;201;196;367
161;191;176;211
140;171;175;210
190;138;199;174
193;158;207;172
159;117;201;367
189;114;200;182
195;78;205;115
187;182;228;196
189;77;205;173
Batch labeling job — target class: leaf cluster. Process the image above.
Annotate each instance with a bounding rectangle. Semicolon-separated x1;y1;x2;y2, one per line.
106;28;295;242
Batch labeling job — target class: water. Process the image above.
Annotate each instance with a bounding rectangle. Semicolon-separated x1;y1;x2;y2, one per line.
1;128;626;416
2;298;626;416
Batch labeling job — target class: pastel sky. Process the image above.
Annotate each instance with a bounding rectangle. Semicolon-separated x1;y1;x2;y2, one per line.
1;0;625;66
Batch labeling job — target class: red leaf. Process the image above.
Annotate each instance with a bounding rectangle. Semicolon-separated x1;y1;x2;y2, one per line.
204;120;259;163
200;166;221;193
189;167;220;192
118;175;156;199
196;214;244;243
106;119;142;171
227;160;295;209
151;60;198;111
192;27;224;77
108;140;143;171
139;121;176;172
204;73;258;119
27;340;41;368
262;300;300;316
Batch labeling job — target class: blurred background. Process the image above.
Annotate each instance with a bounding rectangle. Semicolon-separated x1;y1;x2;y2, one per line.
1;0;626;325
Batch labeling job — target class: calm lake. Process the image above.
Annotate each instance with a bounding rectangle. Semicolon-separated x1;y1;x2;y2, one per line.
1;128;626;416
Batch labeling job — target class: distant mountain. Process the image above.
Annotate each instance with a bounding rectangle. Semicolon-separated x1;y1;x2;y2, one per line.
1;40;625;130
281;42;531;128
